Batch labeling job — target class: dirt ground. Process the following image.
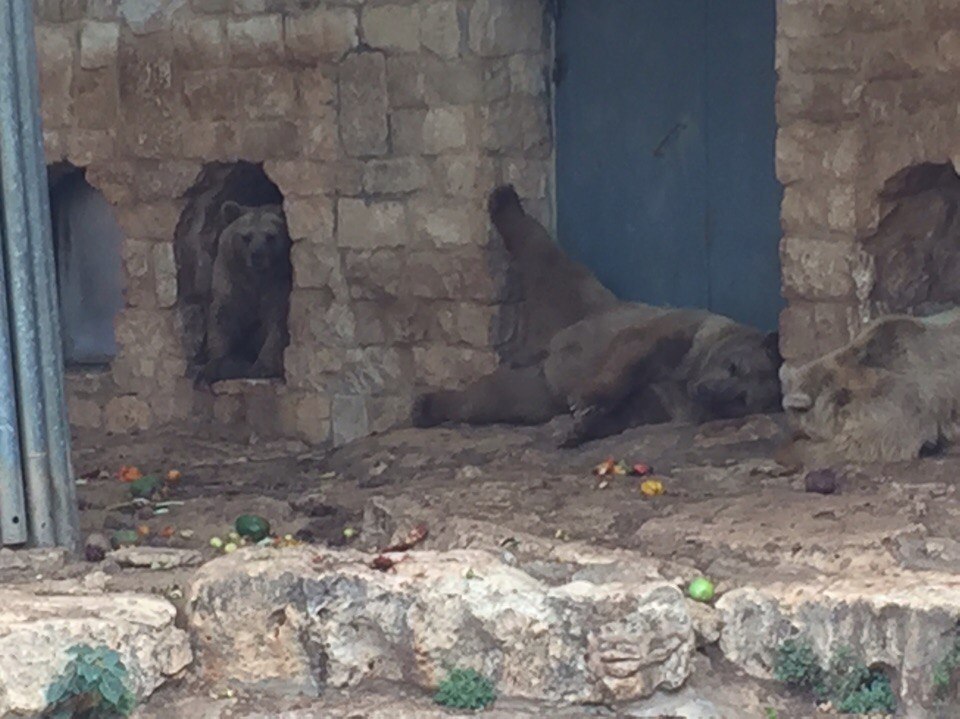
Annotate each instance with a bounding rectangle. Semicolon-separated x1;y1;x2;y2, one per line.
71;411;959;590
25;411;960;716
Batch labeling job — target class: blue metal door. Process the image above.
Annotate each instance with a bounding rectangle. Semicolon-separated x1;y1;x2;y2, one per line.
555;0;783;331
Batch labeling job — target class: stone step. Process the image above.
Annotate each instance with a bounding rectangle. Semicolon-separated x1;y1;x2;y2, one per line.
718;573;960;718
0;589;191;718
186;546;694;704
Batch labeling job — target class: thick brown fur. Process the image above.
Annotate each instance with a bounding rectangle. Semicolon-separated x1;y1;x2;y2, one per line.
779;308;960;466
489;185;617;367
197;201;292;384
546;305;782;446
413;187;782;442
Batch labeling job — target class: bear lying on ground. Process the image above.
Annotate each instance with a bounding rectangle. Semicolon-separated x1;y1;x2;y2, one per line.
779;308;960;465
412;186;782;445
196;201;292;385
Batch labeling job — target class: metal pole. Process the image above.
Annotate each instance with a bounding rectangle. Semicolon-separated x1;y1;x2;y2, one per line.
0;193;27;546
11;0;78;549
0;0;56;546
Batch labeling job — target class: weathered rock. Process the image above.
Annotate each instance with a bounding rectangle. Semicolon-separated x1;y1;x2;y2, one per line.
109;547;204;569
686;599;722;649
718;578;960;716
188;547;694;703
0;591;191;717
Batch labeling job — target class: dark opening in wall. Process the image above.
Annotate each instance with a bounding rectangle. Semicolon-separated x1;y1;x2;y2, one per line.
174;161;291;384
47;162;124;368
863;162;960;317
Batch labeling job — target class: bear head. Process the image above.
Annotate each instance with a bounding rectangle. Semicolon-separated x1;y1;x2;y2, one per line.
220;201;290;272
686;328;782;419
779;316;925;442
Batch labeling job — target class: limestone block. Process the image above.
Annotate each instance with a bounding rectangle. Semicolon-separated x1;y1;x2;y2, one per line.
718;579;960;716
362;4;420;53
420;1;460;58
412;345;496;388
235;121;299;161
299;105;339;160
288;290;357;347
226;15;284;66
117;33;177;123
332;394;369;446
240;68;298;120
67;396;103;429
172;16;226;69
74;68;119;130
338;199;409;249
480;98;549;155
0;591;190;717
362;158;428;194
182;70;241;121
291;242;340;289
780;237;856;301
65;129;117;166
284;7;359;63
265;161;333;199
341;249;404;299
35;25;75;127
105;395;153;433
390;109;427;154
410;200;480;246
116;202;182;241
187;548;693;702
339;52;389;157
422;106;469;154
468;0;543;56
404;248;499;301
296;65;337;114
80;21;119;69
433;155;496;198
153;243;177;308
284;195;335;240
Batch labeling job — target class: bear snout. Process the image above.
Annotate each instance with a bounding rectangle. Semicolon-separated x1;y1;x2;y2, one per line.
782;392;813;411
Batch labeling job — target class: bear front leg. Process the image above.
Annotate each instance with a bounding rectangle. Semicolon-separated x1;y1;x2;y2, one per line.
197;302;249;385
413;366;565;428
249;323;286;379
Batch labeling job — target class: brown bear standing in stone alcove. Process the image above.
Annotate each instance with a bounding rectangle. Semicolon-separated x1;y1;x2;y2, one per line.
196;201;292;385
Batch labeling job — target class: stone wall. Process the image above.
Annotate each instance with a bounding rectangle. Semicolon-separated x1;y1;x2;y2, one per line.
776;0;960;364
33;0;553;445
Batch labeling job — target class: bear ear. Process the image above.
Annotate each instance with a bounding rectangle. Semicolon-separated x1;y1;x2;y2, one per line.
221;201;243;225
856;317;924;369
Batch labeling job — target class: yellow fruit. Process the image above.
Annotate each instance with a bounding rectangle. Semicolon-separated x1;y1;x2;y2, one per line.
640;479;665;497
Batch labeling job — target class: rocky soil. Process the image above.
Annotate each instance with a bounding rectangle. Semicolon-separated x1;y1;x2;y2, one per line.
3;414;960;717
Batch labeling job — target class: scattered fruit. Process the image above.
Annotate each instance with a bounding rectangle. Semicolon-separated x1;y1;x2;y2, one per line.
687;577;715;603
136;524;151;537
111;529;140;548
234;514;271;542
632;463;653;476
118;465;143;483
180;529;195;539
159;526;175;538
209;537;224;549
343;527;357;539
166;469;182;483
223;542;238;554
129;474;163;499
640;479;665;497
381;523;429;553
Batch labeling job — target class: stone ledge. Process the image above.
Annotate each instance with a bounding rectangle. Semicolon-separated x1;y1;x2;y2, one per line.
0;590;191;718
187;546;694;703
